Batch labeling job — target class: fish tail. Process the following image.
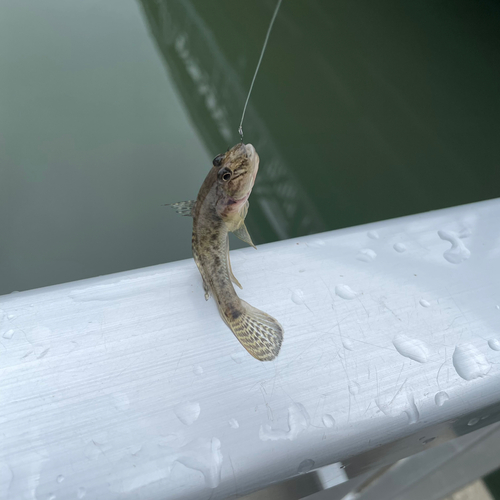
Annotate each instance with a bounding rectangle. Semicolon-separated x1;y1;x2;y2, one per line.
222;300;283;361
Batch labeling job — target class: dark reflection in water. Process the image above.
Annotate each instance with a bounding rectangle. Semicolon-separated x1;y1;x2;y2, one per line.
139;0;326;244
1;0;499;294
142;0;500;236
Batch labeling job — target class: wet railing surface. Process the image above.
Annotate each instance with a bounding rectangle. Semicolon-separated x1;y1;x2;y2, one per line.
1;198;500;499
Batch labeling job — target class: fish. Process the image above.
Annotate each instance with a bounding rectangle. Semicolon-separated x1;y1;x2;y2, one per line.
169;143;283;361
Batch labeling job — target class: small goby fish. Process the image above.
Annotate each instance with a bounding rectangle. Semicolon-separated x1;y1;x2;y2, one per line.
169;143;283;361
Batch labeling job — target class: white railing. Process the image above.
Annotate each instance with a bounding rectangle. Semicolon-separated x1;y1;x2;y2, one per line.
1;198;500;499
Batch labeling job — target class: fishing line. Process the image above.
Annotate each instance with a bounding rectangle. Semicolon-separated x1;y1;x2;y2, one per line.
238;0;283;141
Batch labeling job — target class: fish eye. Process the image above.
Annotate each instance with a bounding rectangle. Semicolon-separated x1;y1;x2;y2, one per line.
219;168;232;182
213;154;224;167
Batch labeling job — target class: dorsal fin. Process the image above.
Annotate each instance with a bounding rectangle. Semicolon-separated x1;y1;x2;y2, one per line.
165;200;196;217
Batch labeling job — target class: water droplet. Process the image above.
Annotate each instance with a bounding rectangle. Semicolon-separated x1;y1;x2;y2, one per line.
335;284;357;300
309;239;326;248
393;243;406;253
435;391;449;407
77;487;86;499
392;334;430;363
452;344;491;380
47;495;56;500
111;392;130;411
30;303;34;307
342;338;354;351
468;417;479;426
228;418;239;429
127;443;142;456
2;329;15;339
404;393;420;424
322;414;335;428
367;230;379;240
481;415;490;421
193;365;204;375
158;433;181;446
298;459;315;474
376;387;419;421
438;230;471;264
231;352;245;364
259;403;310;441
356;249;377;262
56;474;64;483
488;339;500;351
291;289;305;305
7;314;15;320
175;437;223;488
348;381;360;395
419;299;430;308
496;305;500;310
173;401;201;426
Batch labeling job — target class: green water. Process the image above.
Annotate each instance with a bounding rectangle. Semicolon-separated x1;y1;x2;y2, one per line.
1;0;500;295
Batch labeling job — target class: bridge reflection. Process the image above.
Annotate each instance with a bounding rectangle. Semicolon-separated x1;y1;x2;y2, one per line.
138;0;326;243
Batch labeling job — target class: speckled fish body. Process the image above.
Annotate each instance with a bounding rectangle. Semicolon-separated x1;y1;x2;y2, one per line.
170;143;283;361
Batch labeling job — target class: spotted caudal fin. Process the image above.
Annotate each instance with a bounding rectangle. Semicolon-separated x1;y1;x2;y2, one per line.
222;300;283;361
166;200;196;216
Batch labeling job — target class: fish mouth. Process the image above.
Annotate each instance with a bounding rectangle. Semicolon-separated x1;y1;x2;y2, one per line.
243;143;258;182
245;143;256;159
226;143;257;208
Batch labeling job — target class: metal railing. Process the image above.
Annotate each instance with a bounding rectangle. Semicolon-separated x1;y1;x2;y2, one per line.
1;198;500;499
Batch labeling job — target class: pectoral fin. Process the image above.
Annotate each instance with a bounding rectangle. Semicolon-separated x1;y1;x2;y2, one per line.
226;236;242;289
165;200;196;216
233;223;256;249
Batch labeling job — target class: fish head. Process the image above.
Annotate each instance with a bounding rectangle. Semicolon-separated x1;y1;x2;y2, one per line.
213;143;259;218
